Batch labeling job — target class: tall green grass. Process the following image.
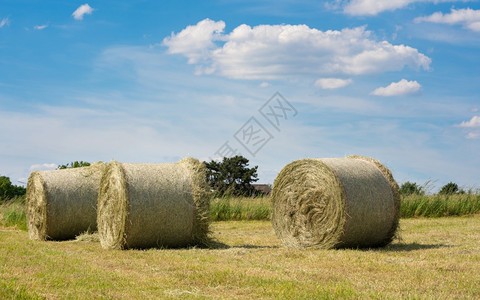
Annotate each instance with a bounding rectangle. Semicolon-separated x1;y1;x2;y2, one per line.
0;196;27;231
401;193;480;218
210;196;271;221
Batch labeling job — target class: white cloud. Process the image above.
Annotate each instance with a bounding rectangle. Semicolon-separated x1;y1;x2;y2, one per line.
466;132;480;139
315;78;352;89
0;17;10;28
456;116;480;139
163;18;225;64
456;115;480;128
342;0;415;16
259;82;270;88
371;79;421;96
163;19;431;80
34;24;48;30
415;8;480;32
333;0;470;16
29;163;57;172
72;4;94;20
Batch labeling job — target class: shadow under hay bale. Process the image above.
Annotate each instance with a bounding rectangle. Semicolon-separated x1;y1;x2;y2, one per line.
97;158;210;250
271;156;400;249
26;162;106;241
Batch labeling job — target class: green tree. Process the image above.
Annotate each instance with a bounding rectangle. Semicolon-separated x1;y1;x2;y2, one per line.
400;181;425;196
57;161;91;169
439;182;464;195
205;155;259;197
0;176;26;201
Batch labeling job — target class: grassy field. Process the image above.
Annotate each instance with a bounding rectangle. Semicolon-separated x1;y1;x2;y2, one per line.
1;216;480;299
401;193;480;217
210;196;271;221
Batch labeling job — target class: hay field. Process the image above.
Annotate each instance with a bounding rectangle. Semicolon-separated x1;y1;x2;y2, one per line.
1;217;480;299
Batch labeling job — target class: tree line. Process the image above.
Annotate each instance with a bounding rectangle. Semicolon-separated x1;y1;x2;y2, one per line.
400;181;468;196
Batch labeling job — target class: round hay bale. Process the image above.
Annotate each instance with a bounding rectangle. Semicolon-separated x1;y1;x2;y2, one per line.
271;156;400;249
26;162;106;241
97;158;210;249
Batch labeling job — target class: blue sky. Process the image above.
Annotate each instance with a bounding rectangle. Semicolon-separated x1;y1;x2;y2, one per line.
1;0;479;191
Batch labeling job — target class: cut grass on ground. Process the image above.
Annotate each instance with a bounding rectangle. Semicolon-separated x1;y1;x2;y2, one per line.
1;217;480;299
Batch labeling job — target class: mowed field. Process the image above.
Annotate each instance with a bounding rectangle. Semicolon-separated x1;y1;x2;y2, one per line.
1;217;480;299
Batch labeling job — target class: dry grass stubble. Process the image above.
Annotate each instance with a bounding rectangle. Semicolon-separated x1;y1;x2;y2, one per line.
1;217;479;299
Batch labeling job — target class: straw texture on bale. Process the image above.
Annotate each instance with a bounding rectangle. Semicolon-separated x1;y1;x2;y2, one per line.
26;162;106;241
97;158;210;250
271;156;400;249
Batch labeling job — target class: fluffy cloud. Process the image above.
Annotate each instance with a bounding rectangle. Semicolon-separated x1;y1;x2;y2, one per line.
332;0;470;16
315;78;353;89
456;116;480;139
415;8;480;32
163;18;225;64
371;79;421;96
163;19;431;80
29;163;57;172
0;17;9;28
34;24;48;30
72;4;94;20
456;115;480;128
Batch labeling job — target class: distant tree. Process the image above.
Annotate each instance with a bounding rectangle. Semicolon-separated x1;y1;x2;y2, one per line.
57;161;91;169
205;155;259;197
400;181;425;196
0;176;26;201
439;182;464;195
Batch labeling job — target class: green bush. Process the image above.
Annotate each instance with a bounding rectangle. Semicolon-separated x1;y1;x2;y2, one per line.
57;161;91;169
439;182;465;195
400;181;425;196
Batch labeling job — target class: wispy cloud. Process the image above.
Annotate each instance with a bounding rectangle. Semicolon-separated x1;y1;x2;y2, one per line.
315;78;352;89
0;17;10;28
34;24;48;30
163;19;431;80
415;8;480;32
455;115;480;139
259;82;270;88
72;4;94;20
371;79;421;96
29;163;57;172
330;0;472;16
466;132;480;139
456;115;480;128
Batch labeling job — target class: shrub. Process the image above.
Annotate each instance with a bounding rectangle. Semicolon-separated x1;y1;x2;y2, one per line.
400;181;425;196
439;182;464;195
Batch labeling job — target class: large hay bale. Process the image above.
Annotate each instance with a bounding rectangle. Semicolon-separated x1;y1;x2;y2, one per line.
97;158;210;249
271;156;400;249
26;162;106;241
